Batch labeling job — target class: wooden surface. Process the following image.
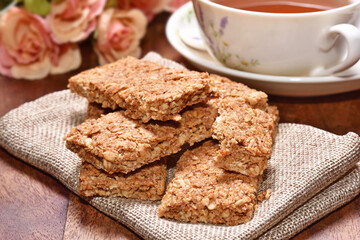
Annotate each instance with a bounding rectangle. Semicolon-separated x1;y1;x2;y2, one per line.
0;12;359;240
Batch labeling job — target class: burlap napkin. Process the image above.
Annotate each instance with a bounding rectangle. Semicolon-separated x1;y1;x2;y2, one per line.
0;52;359;240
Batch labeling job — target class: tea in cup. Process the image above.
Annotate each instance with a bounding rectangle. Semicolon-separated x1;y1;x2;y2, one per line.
192;0;360;76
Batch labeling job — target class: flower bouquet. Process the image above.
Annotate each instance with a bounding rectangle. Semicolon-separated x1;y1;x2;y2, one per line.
0;0;189;80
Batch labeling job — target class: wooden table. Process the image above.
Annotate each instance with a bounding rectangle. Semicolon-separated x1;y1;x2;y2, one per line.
0;12;359;240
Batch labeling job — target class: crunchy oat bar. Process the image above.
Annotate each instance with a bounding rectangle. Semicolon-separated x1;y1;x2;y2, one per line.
208;74;268;110
68;56;211;122
266;105;280;140
212;100;279;177
158;140;262;225
66;104;217;174
79;160;166;200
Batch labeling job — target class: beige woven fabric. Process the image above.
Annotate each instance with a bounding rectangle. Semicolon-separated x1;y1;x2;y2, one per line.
0;52;359;240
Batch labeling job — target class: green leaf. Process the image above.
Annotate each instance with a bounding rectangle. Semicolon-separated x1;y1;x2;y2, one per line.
24;0;51;16
105;0;117;9
93;29;99;39
0;0;15;10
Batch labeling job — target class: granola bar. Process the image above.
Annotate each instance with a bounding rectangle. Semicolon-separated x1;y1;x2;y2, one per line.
78;160;166;200
208;74;268;110
212;100;279;177
68;56;211;122
158;140;262;225
86;101;216;147
65;104;217;174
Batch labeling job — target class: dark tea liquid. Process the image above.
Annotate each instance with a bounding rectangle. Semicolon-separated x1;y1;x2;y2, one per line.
210;0;351;13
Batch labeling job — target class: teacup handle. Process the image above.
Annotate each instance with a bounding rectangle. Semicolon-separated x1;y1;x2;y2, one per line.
313;24;360;76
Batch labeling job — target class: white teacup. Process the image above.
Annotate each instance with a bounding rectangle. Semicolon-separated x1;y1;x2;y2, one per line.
192;0;360;76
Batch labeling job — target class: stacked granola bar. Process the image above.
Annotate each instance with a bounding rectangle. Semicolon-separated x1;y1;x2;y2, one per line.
65;56;279;225
159;75;278;225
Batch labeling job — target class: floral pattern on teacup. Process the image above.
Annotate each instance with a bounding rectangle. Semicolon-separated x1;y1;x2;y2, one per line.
181;7;194;24
193;3;260;71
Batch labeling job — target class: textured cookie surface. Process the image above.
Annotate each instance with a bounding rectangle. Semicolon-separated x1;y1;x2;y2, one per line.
212;100;279;176
68;56;211;122
79;161;167;200
159;140;262;225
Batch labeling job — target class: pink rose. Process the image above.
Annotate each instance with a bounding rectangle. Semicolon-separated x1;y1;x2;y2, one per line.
0;7;81;80
165;0;190;12
117;0;170;22
47;0;106;44
94;8;147;65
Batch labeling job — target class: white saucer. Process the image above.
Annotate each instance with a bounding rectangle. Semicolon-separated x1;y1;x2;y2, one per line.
166;2;360;97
